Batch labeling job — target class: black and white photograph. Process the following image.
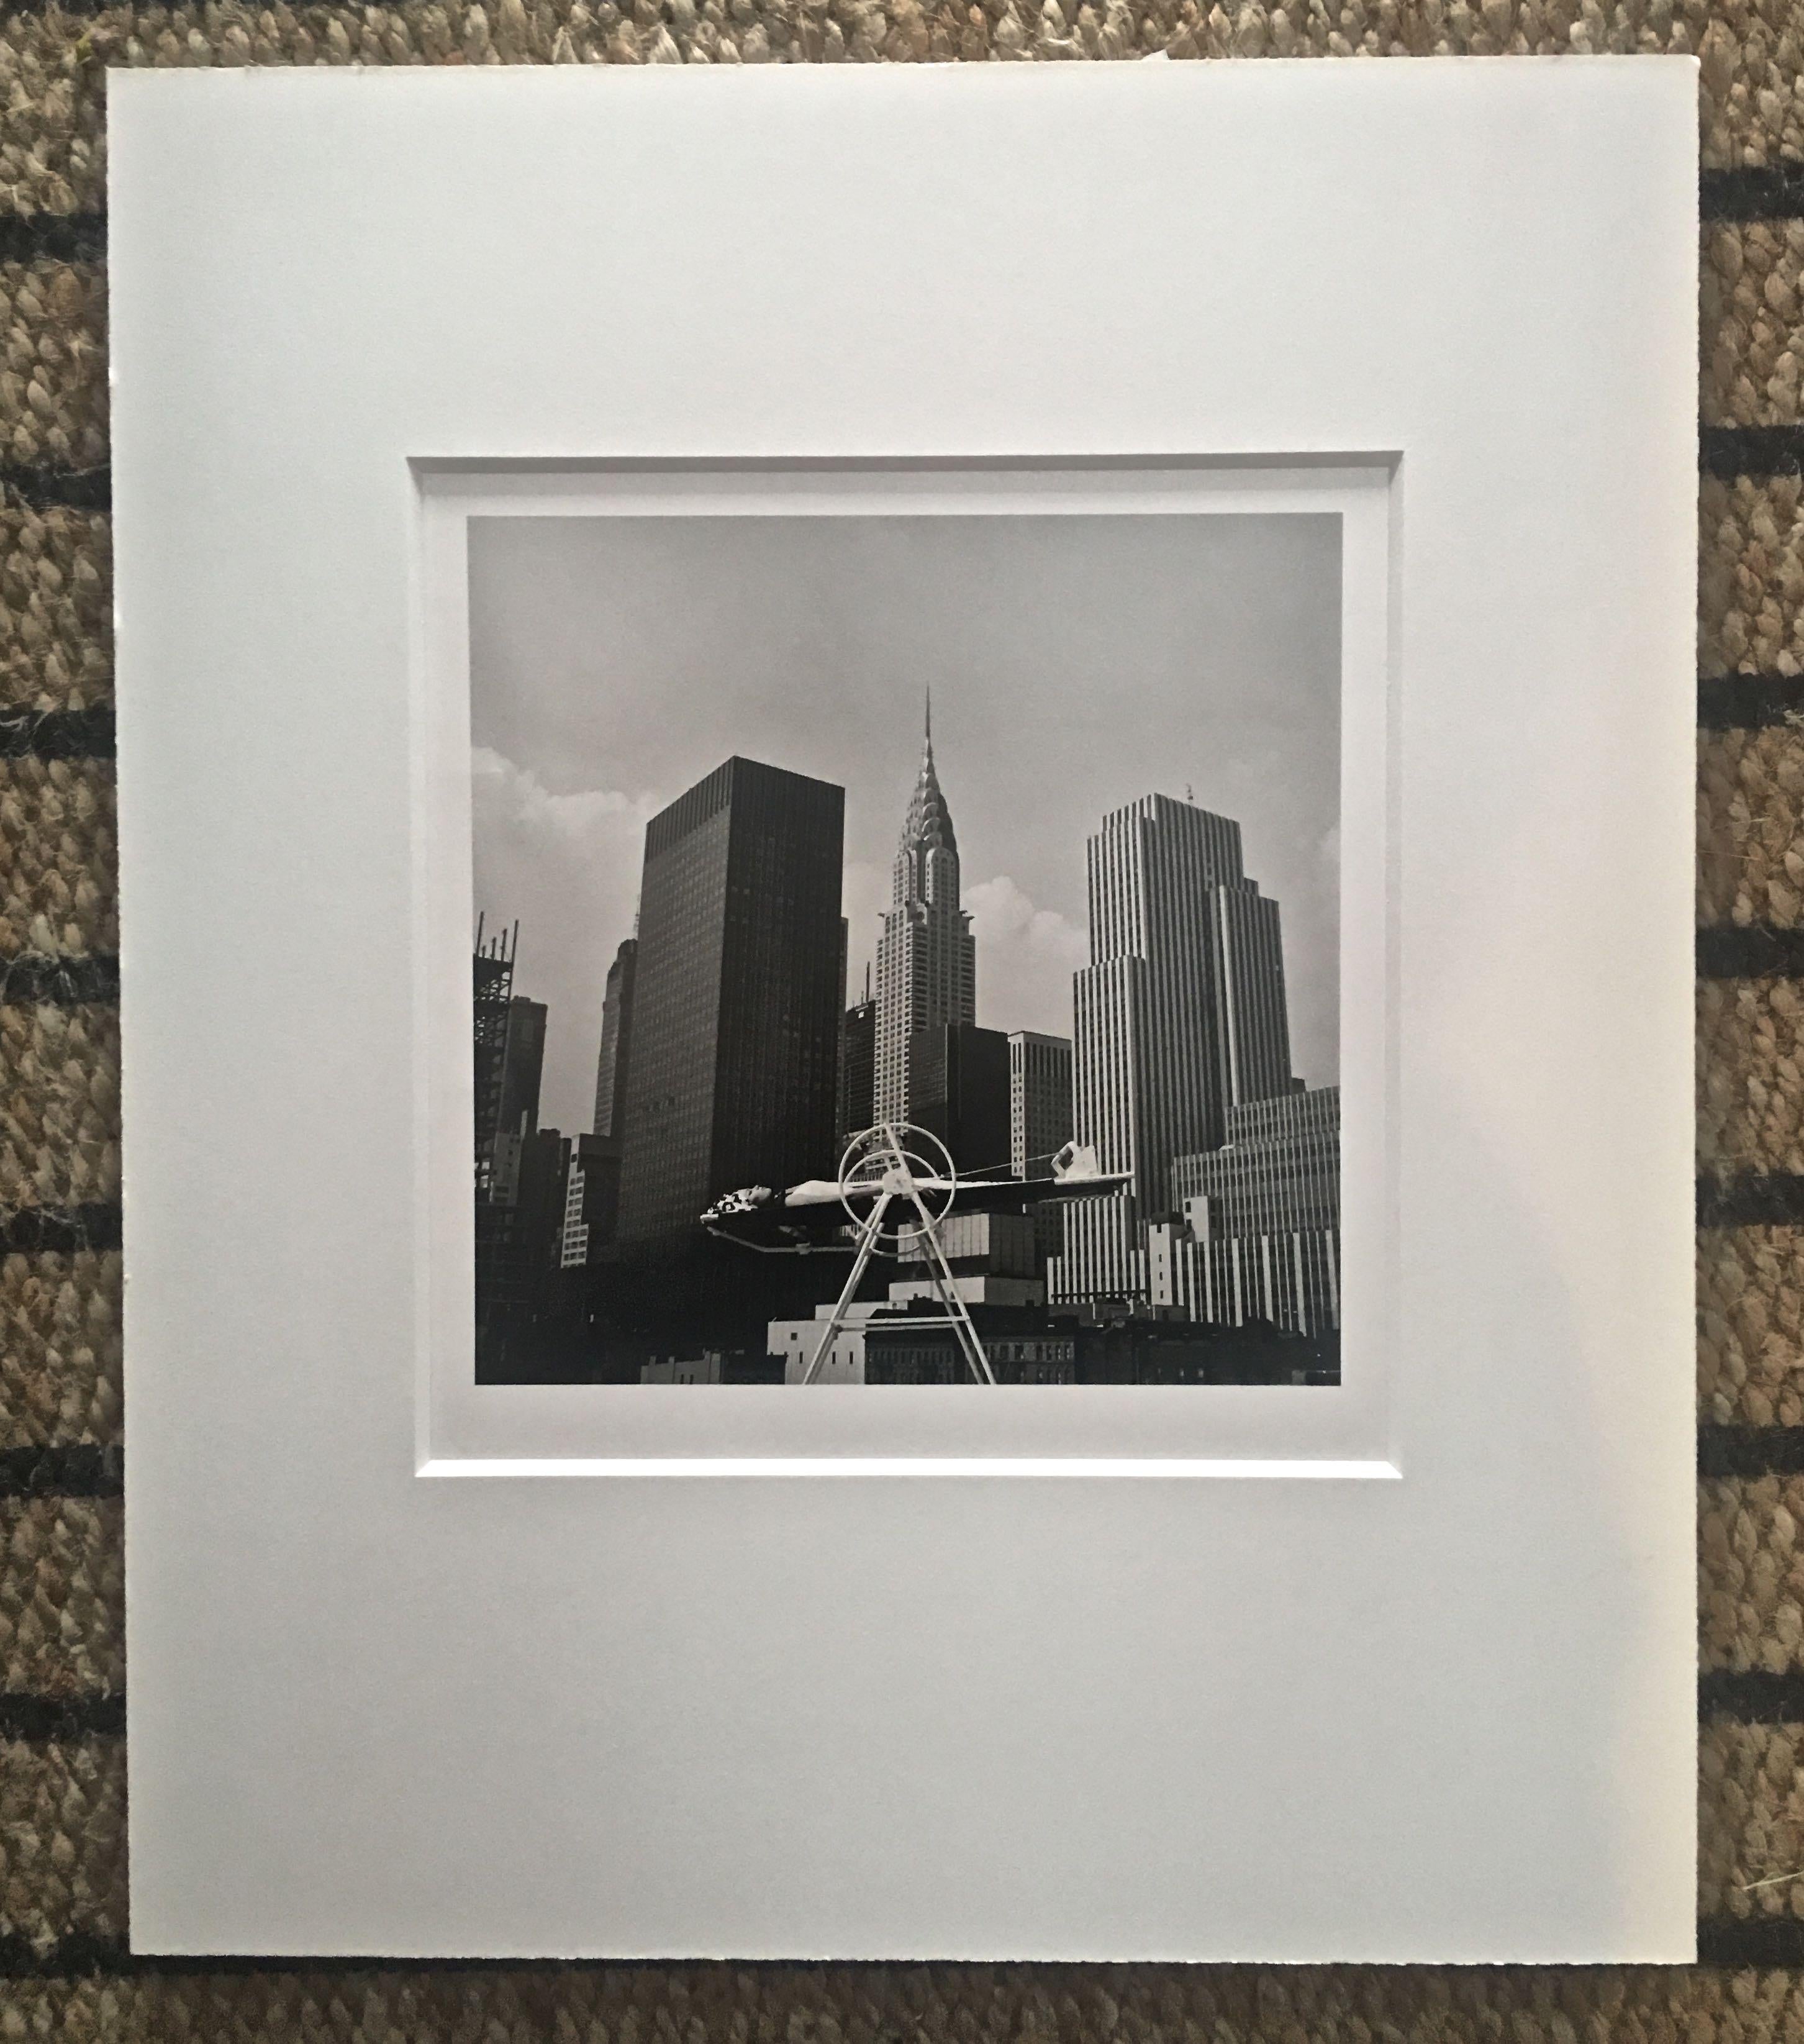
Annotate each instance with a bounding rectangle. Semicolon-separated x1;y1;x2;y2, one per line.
471;512;1341;1388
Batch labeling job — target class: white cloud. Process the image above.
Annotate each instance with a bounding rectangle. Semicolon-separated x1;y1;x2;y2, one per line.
966;875;1087;1040
470;747;659;848
471;750;661;1134
968;874;1088;966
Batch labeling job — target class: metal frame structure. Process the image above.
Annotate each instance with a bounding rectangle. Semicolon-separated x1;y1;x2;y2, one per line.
803;1122;995;1386
471;913;517;1199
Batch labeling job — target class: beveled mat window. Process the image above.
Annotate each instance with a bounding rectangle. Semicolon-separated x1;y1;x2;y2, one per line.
415;456;1393;1473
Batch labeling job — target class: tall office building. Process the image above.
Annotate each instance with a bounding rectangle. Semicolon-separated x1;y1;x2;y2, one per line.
556;1129;626;1274
561;1128;622;1264
909;1020;1010;1173
487;995;548;1205
584;936;635;1256
1049;794;1293;1307
1009;1030;1072;1177
473;982;558;1360
591;935;637;1140
1010;1028;1074;1270
474;927;537;1355
1171;1085;1338;1237
473;920;517;1195
497;997;546;1138
875;700;976;1125
1149;1085;1340;1333
615;756;845;1243
485;1125;568;1328
837;992;876;1148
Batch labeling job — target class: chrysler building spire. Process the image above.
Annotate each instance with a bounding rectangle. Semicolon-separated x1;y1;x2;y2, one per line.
874;697;976;1124
894;692;960;905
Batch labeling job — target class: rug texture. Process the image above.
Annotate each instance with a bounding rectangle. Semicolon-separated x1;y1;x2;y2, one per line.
4;3;1803;2036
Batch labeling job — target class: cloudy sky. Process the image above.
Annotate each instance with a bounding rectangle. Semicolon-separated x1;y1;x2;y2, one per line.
470;513;1341;1137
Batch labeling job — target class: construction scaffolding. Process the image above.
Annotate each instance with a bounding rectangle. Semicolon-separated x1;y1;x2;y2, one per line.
473;914;517;1200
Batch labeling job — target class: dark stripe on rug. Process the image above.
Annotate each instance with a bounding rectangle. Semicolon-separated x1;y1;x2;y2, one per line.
0;0;107;20
1700;671;1804;730
1699;1426;1804;1478
1698;926;1804;979
1698;1174;1804;1227
25;1674;1804;1744
0;463;109;512
1701;425;1804;479
0;1692;124;1740
0;211;106;264
9;1937;1793;1978
0;1445;121;1499
0;136;1788;238
0;1938;841;1978
1700;1669;1804;1724
1702;162;1804;221
0;954;119;1006
0;1204;122;1255
0;707;116;761
0;1934;127;1979
1697;1915;1804;1966
0;1940;1324;1978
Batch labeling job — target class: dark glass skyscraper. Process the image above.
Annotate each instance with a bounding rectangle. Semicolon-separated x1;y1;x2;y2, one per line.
909;1021;1010;1174
837;995;876;1149
615;756;845;1243
496;997;547;1147
592;936;637;1140
473;973;553;1366
487;994;548;1206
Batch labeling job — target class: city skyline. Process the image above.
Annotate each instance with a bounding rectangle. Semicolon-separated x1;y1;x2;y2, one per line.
474;729;1340;1383
469;511;1342;1386
470;512;1339;1135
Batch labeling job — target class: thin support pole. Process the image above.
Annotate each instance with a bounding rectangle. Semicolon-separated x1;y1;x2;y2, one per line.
796;1124;997;1387
875;1120;990;1383
904;1183;995;1385
802;1189;889;1384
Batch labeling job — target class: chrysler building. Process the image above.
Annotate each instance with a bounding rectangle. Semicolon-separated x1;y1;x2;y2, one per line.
874;699;976;1125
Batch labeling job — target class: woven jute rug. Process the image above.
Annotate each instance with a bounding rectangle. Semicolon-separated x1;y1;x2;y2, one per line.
4;4;1803;2036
